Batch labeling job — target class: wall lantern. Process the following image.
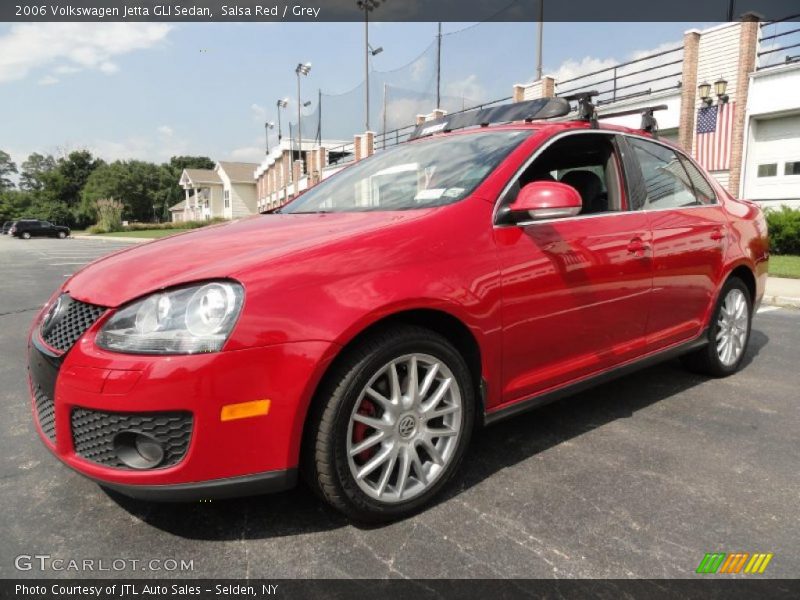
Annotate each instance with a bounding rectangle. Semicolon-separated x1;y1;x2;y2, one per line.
698;81;713;106
714;77;729;103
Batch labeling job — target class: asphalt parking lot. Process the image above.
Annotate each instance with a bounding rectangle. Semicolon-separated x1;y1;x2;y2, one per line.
1;234;798;579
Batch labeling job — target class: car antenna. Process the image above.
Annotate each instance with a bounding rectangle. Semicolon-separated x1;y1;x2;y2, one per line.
562;91;599;128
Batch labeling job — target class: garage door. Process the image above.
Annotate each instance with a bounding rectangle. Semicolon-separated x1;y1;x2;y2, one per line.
744;113;800;202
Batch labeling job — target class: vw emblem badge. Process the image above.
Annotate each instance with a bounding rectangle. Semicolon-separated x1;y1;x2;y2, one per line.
41;295;64;336
398;415;417;438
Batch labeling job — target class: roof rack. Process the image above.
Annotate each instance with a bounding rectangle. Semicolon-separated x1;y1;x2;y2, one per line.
558;90;667;136
408;97;571;140
562;91;599;126
408;93;668;141
596;104;669;136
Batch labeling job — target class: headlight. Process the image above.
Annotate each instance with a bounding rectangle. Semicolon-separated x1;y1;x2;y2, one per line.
96;281;244;354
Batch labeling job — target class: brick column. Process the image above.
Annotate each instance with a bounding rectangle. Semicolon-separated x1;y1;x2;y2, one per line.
415;115;425;125
354;135;363;161
292;160;302;195
678;30;701;153
728;15;759;198
541;76;555;98
513;84;525;102
364;131;375;157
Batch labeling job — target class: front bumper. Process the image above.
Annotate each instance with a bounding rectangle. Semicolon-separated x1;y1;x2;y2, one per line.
95;468;298;502
28;325;334;499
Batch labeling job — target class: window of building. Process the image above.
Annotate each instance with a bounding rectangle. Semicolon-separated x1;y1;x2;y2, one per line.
628;138;698;209
784;161;800;176
757;163;778;177
224;189;230;208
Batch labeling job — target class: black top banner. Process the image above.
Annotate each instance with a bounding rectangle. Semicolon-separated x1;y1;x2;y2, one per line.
2;0;799;22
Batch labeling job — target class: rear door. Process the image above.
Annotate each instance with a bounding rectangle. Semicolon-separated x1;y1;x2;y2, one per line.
494;131;653;406
623;136;727;350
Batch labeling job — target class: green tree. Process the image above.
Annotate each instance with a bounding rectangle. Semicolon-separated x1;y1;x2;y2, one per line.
0;150;18;191
19;152;57;191
38;150;104;209
82;160;174;223
0;189;34;222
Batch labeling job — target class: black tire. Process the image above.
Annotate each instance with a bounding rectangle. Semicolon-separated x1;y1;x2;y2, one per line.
303;324;475;523
681;276;752;377
58;231;67;239
21;232;31;240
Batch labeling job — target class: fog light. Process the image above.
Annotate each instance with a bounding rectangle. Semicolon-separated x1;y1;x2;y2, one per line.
113;431;165;469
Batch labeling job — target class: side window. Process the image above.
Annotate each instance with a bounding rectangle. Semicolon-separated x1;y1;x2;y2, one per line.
503;133;624;216
628;138;698;209
678;155;717;204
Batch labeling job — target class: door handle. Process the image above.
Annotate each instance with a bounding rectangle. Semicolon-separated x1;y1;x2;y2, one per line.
710;228;725;242
627;237;649;256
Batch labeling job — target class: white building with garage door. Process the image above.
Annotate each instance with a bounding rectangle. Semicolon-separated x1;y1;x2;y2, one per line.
741;62;800;209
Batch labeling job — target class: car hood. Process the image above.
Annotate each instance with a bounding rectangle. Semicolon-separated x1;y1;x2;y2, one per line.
65;211;431;307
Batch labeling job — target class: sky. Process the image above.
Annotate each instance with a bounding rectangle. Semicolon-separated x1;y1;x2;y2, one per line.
0;21;715;172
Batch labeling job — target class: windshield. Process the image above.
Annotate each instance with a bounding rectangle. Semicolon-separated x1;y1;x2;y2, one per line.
281;130;530;213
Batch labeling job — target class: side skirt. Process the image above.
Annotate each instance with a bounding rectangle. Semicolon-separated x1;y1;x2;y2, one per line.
484;330;709;426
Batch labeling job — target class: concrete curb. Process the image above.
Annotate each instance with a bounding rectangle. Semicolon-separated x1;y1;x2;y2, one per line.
762;294;800;309
72;234;152;243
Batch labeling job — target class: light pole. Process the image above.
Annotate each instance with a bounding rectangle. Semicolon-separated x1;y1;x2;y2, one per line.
295;62;311;172
357;0;381;131
264;121;274;155
276;98;288;142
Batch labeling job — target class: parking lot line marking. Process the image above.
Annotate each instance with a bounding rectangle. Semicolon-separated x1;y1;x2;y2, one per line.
757;306;780;314
49;262;88;266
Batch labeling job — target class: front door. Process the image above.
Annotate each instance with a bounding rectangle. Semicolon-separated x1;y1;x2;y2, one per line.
494;132;653;408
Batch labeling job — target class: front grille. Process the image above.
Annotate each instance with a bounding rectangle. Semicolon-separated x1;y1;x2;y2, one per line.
42;296;106;353
34;384;56;442
71;408;193;469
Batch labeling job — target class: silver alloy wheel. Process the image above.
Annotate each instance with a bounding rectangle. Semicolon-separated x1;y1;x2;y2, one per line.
346;353;463;504
716;288;749;367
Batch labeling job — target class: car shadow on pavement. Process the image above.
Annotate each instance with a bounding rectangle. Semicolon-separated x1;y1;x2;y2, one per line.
105;329;768;539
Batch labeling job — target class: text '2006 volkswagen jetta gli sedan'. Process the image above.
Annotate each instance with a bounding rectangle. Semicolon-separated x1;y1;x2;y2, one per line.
27;98;769;522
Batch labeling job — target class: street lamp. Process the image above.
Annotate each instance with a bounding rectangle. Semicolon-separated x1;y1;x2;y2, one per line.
357;0;382;131
276;98;288;142
264;121;274;155
295;62;311;173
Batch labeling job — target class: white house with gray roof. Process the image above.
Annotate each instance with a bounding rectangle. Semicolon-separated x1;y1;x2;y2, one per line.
172;161;259;222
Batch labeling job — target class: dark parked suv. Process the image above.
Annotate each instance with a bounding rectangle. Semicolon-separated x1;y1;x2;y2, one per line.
10;220;70;239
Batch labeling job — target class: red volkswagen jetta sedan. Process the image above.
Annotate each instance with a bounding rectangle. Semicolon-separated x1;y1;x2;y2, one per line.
28;101;769;521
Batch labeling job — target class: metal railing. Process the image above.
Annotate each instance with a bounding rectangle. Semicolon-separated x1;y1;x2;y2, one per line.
554;45;683;106
328;141;357;166
758;14;800;69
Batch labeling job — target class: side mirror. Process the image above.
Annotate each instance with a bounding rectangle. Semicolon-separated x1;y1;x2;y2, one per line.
506;181;582;223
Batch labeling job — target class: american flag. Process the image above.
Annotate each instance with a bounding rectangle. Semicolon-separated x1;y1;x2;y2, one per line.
695;103;735;171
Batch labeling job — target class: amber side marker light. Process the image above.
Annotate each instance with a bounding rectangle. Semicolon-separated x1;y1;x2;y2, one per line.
220;400;271;422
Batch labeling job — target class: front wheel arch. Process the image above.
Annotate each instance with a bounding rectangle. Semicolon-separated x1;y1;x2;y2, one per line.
298;309;484;481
